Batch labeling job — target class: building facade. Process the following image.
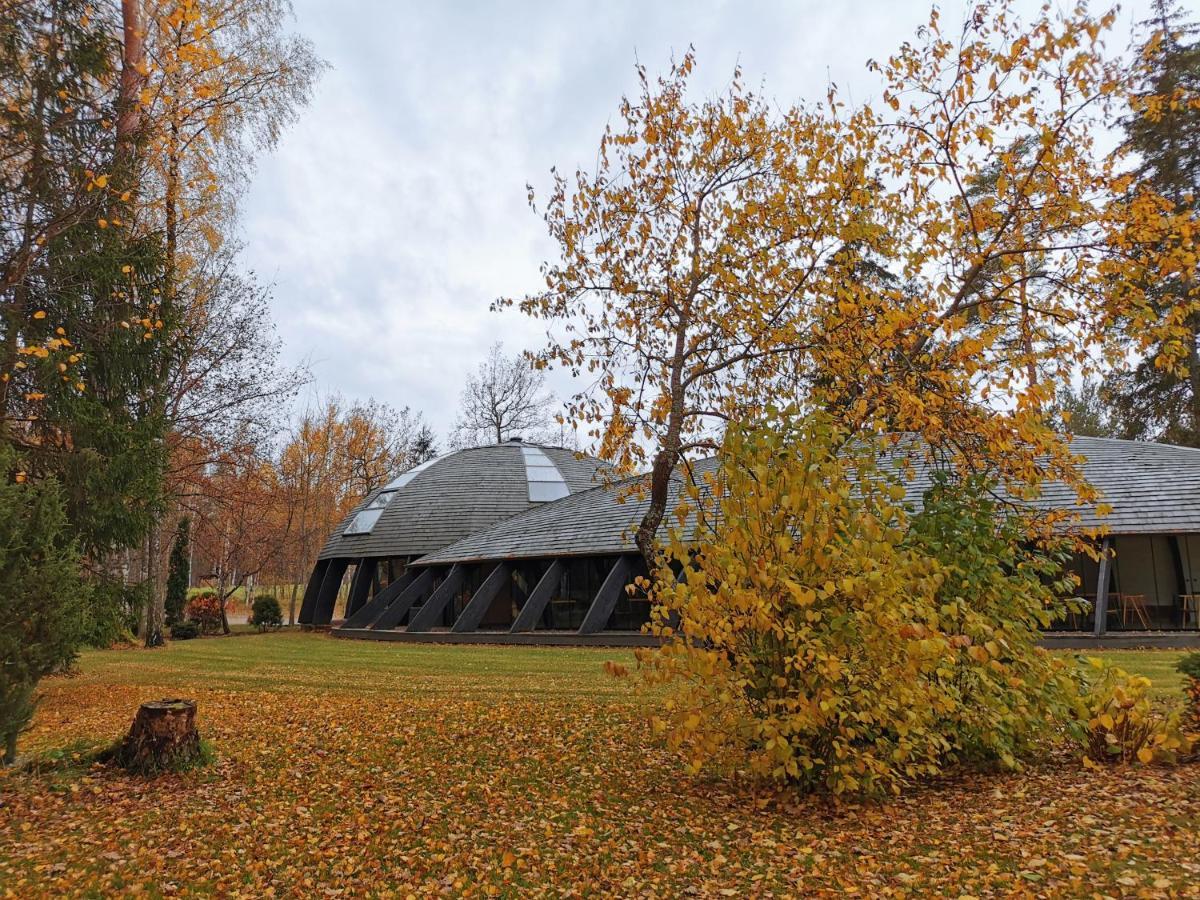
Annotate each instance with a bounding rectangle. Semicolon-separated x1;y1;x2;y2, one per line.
298;436;1200;641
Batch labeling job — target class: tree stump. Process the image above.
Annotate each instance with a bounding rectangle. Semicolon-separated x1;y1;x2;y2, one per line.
111;699;204;774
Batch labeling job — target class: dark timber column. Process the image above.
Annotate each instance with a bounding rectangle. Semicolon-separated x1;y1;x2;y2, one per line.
346;559;377;619
579;556;632;635
511;559;564;633
452;562;510;633
312;558;351;626
371;569;436;630
407;564;466;632
341;570;417;630
1093;536;1113;637
659;563;687;632
298;559;330;625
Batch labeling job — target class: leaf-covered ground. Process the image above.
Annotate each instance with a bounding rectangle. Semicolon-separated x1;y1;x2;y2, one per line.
2;634;1197;897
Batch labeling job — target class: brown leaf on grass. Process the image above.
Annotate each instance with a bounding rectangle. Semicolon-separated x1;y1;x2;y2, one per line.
0;634;1197;897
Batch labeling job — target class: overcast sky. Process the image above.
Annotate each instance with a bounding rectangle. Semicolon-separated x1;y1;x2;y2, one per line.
239;0;1154;446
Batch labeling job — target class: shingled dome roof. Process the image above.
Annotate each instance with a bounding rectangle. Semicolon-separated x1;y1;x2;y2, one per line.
308;434;1200;639
316;440;611;562
414;435;1200;566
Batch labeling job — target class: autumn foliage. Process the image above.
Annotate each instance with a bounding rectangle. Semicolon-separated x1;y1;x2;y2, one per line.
1078;659;1191;766
638;412;1088;795
4;636;1197;895
516;0;1199;568
183;592;222;636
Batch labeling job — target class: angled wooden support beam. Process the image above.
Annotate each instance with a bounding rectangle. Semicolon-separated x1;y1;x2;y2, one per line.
452;562;511;633
312;558;351;626
510;559;564;633
370;569;436;630
1093;536;1113;637
346;559;377;618
579;556;632;635
407;564;467;632
342;569;416;630
660;562;688;632
298;559;330;625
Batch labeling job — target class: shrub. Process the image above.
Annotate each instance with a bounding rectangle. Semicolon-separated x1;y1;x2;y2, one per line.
1077;659;1190;766
249;593;283;631
1174;653;1200;732
169;621;200;641
902;470;1082;768
638;411;1082;797
184;591;223;635
1177;652;1200;682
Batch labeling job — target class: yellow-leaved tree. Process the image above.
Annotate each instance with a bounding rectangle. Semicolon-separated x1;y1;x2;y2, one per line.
514;0;1199;793
509;0;1198;566
500;54;889;563
638;409;1086;796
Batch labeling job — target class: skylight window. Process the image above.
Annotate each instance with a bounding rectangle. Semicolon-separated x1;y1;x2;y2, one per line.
519;446;569;502
384;455;440;490
343;489;397;535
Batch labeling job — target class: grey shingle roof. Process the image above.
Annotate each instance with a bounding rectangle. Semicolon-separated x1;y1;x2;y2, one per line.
1032;436;1200;533
316;441;611;561
414;436;1200;566
414;458;719;565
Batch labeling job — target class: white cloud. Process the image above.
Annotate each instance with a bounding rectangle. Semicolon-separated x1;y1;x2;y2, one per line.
239;0;1156;442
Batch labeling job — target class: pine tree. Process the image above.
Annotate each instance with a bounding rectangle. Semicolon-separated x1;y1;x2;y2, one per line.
1051;379;1117;438
165;517;191;628
1109;0;1200;446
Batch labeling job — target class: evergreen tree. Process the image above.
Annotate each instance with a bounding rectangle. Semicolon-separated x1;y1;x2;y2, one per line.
1109;0;1200;446
410;424;438;463
1050;378;1117;438
165;517;191;628
1;0;172;649
0;442;85;765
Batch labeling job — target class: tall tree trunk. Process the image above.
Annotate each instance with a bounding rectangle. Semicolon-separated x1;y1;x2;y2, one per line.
144;524;164;646
3;727;17;768
142;52;182;648
0;6;54;428
635;442;680;571
1189;312;1200;445
1019;255;1037;389
115;0;146;171
635;314;690;570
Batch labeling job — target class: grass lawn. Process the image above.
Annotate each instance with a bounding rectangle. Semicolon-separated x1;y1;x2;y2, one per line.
2;635;1196;896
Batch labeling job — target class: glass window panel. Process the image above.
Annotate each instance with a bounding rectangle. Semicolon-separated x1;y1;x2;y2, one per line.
385;455;440;490
529;481;569;502
344;508;383;535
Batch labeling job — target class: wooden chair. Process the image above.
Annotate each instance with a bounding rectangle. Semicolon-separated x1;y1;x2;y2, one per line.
1119;593;1150;629
1181;594;1200;630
